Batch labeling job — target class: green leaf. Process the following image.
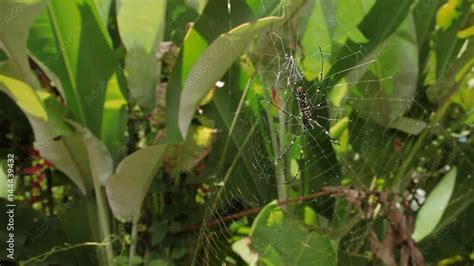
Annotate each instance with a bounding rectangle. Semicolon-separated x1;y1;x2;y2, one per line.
166;16;281;142
116;0;166;108
388;117;427;135
186;0;208;14
101;71;128;159
28;117;113;194
436;0;461;30
114;255;143;265
93;0;113;25
0;0;47;82
231;237;258;266
247;202;337;266
351;15;419;127
433;0;471;79
0;74;47;119
28;0;121;137
150;221;168;245
413;0;443;50
147;259;174;266
164;125;216;176
106;144;168;221
327;0;415;85
413;167;457;242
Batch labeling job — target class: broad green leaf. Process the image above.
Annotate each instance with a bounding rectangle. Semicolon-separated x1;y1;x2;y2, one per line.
232;237;258;266
106;144;168;221
114;255;144;265
164;125;216;176
166;0;283;142
413;167;457;242
413;0;443;50
28;0;121;137
116;0;166;108
352;16;419;127
185;0;208;14
94;0;113;25
28;117;113;194
427;37;473;103
0;74;47;119
330;0;371;44
71;121;113;185
457;25;474;38
0;49;7;61
436;0;461;30
433;0;471;78
101;71;128;159
301;0;332;80
172;16;280;142
248;202;337;266
0;0;47;82
150;221;168;245
327;0;415;85
147;259;174;266
388;117;427;135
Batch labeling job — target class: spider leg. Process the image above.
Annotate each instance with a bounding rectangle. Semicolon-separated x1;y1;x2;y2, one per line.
318;47;324;82
270;100;302;119
275;123;302;162
309;119;340;145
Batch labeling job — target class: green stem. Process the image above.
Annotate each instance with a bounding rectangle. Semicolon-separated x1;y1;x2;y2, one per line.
265;105;288;203
128;218;138;266
85;194;108;265
90;159;114;264
94;186;114;264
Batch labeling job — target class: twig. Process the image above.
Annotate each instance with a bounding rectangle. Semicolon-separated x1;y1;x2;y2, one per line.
182;190;331;232
22;235;121;264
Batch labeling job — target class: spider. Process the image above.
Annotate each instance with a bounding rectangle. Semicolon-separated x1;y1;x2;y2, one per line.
273;47;340;184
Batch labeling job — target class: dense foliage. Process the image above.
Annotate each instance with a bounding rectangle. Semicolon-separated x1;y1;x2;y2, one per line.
0;0;473;265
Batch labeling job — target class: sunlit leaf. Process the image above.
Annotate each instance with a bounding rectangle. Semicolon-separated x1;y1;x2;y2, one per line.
413;167;457;242
28;0;121;137
116;0;166;108
106;144;168;221
0;75;47;119
248;202;337;265
436;0;461;30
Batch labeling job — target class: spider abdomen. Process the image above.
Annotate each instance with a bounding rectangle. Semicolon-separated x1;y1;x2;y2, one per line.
296;87;313;128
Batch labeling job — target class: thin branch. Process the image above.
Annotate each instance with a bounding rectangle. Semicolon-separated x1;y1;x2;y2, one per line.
181;190;331;232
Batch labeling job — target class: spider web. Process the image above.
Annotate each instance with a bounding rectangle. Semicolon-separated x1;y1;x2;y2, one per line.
188;0;473;265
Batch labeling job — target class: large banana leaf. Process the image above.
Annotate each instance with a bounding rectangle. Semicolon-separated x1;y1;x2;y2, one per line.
166;0;282;142
106;144;168;221
116;0;166;108
27;0;123;138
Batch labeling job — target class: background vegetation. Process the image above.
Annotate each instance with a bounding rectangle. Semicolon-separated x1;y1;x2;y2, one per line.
0;0;473;265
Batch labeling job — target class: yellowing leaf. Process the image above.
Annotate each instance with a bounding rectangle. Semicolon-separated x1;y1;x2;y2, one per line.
193;126;216;147
199;86;216;106
436;0;461;30
457;25;474;38
0;75;47;119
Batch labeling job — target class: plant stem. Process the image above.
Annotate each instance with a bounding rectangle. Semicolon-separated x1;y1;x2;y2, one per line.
128;218;139;266
94;186;114;264
265;106;288;203
90;159;114;264
85;194;108;265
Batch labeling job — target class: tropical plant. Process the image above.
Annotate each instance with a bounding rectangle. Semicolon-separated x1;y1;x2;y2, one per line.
0;0;472;265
